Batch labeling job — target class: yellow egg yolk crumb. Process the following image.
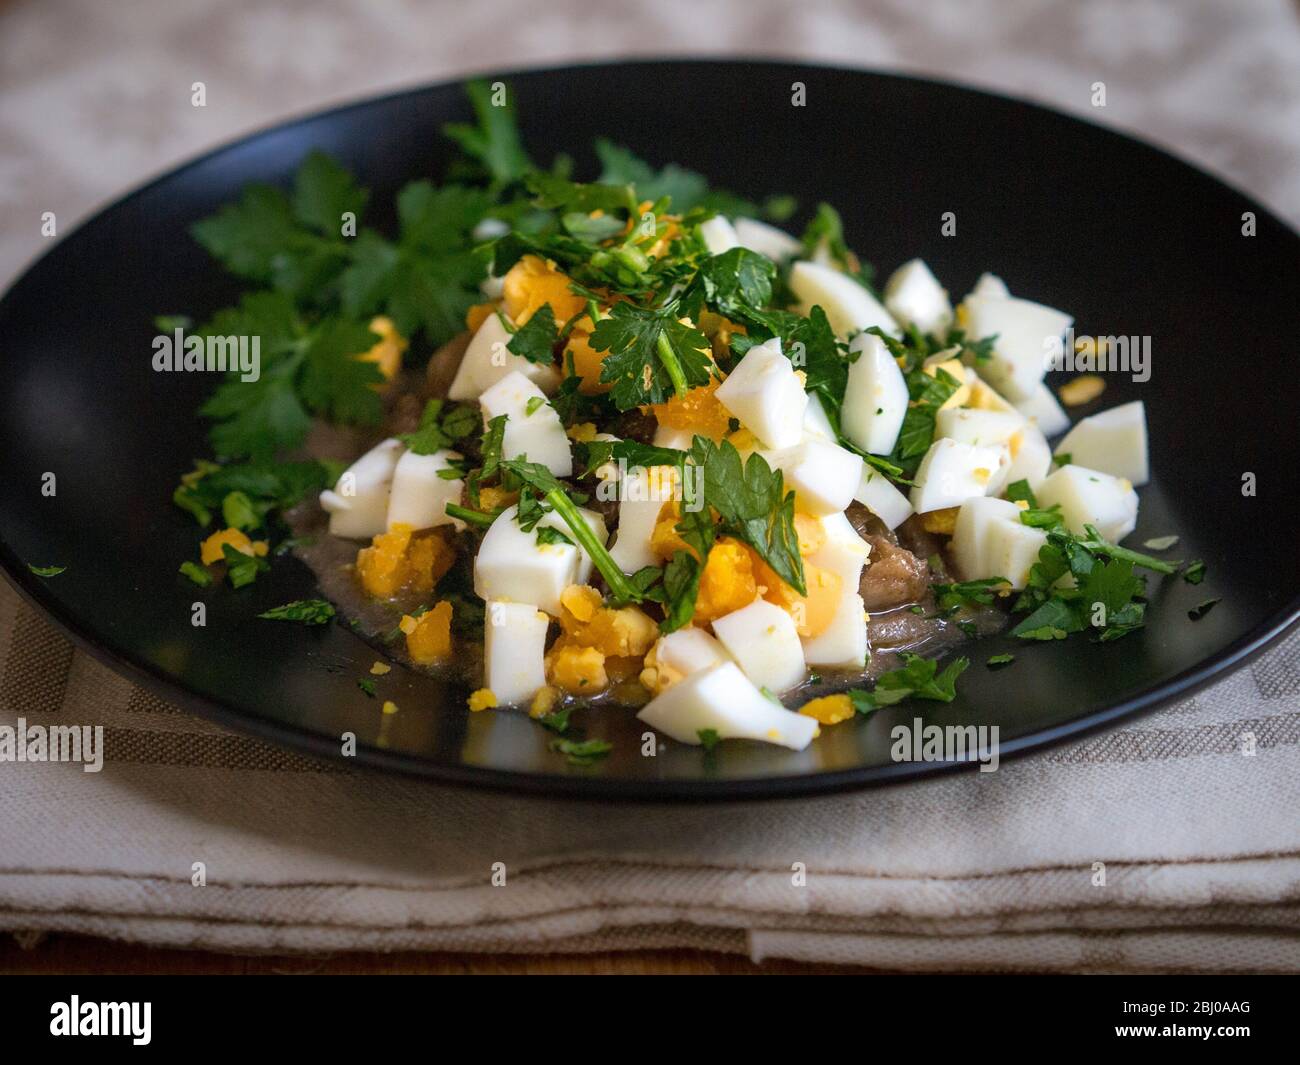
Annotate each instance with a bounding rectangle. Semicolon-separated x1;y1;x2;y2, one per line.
468;688;497;712
356;315;407;384
1058;374;1106;406
404;601;453;665
200;528;268;565
547;640;609;694
798;693;854;725
355;525;455;599
650;377;731;441
502;255;587;326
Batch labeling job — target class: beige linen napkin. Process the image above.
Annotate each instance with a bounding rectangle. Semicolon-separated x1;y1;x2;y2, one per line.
2;580;1299;972
1;0;1298;972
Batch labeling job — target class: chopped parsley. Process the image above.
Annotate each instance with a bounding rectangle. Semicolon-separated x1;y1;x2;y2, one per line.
27;564;66;578
257;599;336;625
1188;598;1221;621
549;737;613;766
848;653;969;714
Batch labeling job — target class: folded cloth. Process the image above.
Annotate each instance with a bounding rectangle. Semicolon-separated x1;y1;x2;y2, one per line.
2;580;1298;972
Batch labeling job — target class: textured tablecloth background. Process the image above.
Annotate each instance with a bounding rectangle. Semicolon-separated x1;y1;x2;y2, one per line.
1;0;1298;972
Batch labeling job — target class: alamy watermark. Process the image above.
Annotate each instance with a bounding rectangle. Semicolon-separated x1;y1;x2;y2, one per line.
891;716;1000;773
0;718;104;772
152;326;260;382
1043;328;1150;382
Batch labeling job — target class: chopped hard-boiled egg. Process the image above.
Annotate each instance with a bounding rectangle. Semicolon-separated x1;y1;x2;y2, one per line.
909;437;1008;514
714;337;808;449
448;311;560;401
800;589;868;668
711;598;807;694
950;496;1046;590
387;448;465;532
1015;381;1071;438
733;217;802;262
961;293;1073;403
968;272;1010;300
319;437;404;540
636;661;819;750
810;511;872;586
760;437;862;516
640;626;733;693
484;600;549;706
1035;464;1139;543
1003;423;1053;491
841;332;909;455
1054;401;1149;486
479;371;573;477
474;503;607;615
697;215;740;254
965;372;1019;415
884;259;952;336
608;465;675;574
652;423;697;451
934;407;1025;449
854;465;914;530
789;260;898;338
802;391;837;441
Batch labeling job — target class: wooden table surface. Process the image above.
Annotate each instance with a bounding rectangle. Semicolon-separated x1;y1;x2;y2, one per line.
0;934;870;975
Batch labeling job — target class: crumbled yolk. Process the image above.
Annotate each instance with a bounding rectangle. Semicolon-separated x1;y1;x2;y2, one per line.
502;255;587;326
200;528;268;565
793;512;826;556
566;421;599;443
355;525;455;599
356;315;407;384
650;377;731;441
920;507;960;535
381;700;399;716
468;688;497;712
1059;374;1106;406
559;585;658;657
369;661;391;676
477;485;519;511
693;539;759;625
465;302;496;333
799;693;854;725
548;640;609;694
565;328;611;395
404;601;453;665
529;685;560;718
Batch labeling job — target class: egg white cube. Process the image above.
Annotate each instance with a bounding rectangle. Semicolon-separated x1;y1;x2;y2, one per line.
965;372;1019;414
637;661;819;750
934;407;1025;448
854;465;914;530
474;504;607;616
1003;423;1052;492
800;590;869;669
652;627;733;686
319;437;404;540
982;518;1049;590
448;312;561;401
698;215;740;255
711;598;807;694
715;337;808;449
842;332;909;455
909;437;1007;513
733;218;802;262
884;259;953;336
484;601;549;706
789;260;899;338
479;371;573;477
802;392;837;440
962;294;1072;403
1054;400;1149;486
652;424;698;451
950;497;1022;582
969;272;1010;300
811;511;872;586
386;448;465;532
1035;464;1139;543
761;438;861;516
1016;381;1071;438
609;465;675;574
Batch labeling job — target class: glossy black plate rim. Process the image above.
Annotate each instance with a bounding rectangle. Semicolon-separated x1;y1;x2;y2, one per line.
1;58;1298;801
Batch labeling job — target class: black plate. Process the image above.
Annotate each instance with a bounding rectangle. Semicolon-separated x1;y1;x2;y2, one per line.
1;60;1296;799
